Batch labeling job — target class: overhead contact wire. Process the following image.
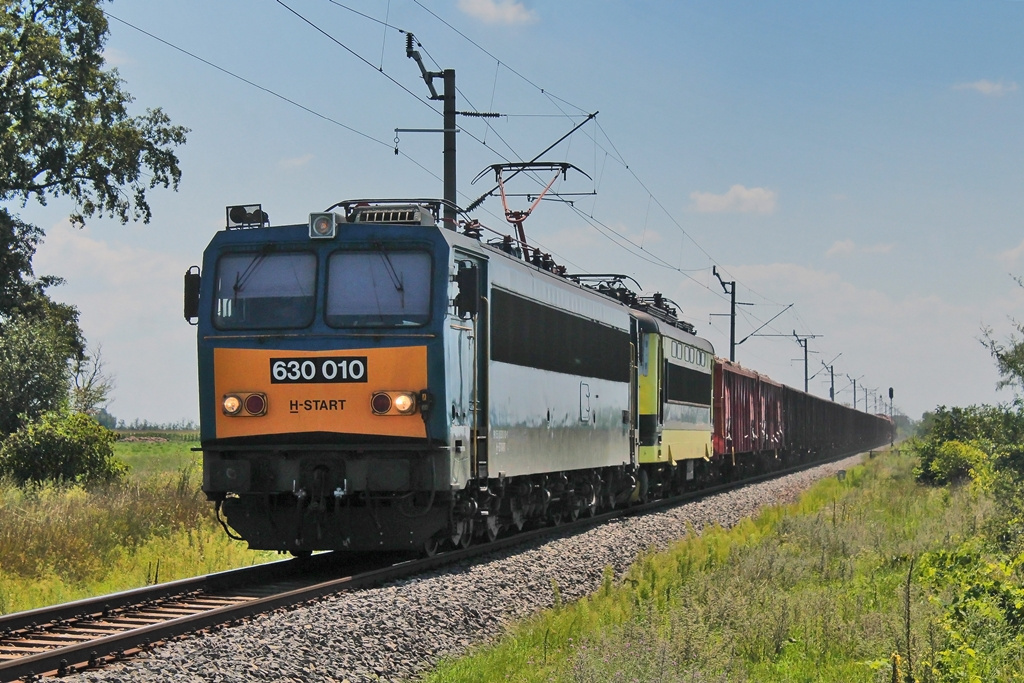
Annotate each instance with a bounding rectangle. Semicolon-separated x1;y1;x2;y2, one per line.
102;11;445;187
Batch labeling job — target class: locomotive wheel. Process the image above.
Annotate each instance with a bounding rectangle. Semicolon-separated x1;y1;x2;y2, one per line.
511;499;526;531
581;484;598;517
450;518;473;549
423;535;440;557
484;516;501;542
637;469;650;504
459;519;474;549
566;497;581;523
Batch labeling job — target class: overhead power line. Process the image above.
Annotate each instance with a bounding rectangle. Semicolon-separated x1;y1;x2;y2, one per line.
111;3;813;353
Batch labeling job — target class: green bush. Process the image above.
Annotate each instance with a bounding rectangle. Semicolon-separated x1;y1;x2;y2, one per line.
919;403;1024;450
922;439;991;486
0;410;126;484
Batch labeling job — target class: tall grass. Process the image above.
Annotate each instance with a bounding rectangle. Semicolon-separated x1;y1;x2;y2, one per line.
0;439;277;615
424;453;993;682
112;437;201;479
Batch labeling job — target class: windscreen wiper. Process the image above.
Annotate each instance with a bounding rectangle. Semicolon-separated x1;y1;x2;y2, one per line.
375;242;405;298
233;245;275;297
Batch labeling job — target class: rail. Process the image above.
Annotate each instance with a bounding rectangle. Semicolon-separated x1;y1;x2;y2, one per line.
0;445;884;682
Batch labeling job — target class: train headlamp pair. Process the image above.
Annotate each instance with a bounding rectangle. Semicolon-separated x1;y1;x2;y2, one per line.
371;391;418;416
223;392;268;416
223;389;429;417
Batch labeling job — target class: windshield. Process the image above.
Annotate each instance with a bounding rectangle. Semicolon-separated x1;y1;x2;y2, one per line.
326;249;432;327
214;251;316;329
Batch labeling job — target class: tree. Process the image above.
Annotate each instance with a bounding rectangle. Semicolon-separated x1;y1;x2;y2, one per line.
982;276;1024;394
0;0;188;227
0;208;50;313
70;343;115;414
0;1;186;435
0;313;76;434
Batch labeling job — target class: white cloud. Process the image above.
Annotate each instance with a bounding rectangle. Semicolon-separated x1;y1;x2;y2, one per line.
826;239;894;257
102;47;132;67
689;185;777;214
280;153;314;169
457;0;537;25
996;238;1024;265
33;223;198;420
826;239;856;257
714;262;1007;416
954;79;1019;97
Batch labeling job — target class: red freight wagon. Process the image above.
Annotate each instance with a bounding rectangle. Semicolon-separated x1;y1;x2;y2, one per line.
713;359;786;458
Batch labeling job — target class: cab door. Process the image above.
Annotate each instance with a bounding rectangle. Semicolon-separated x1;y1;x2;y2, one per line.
448;253;488;481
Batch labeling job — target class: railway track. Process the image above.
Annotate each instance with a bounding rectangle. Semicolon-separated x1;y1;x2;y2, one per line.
0;448;878;682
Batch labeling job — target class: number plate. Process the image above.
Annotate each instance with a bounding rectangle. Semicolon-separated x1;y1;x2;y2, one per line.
270;357;368;384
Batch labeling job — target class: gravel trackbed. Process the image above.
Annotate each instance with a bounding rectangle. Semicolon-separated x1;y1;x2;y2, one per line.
66;454;863;683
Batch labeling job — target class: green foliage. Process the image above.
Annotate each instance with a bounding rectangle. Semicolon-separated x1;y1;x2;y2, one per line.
912;403;1024;488
0;456;277;614
69;344;114;414
425;454;994;683
92;407;117;428
0;0;187;441
914;439;992;488
0;409;125;484
920;403;1024;447
0;0;187;226
0;208;51;314
0;314;76;434
981;276;1024;395
917;545;1024;680
0;210;85;435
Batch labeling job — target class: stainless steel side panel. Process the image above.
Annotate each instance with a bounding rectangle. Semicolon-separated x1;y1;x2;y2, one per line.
488;361;630;477
489;259;628;329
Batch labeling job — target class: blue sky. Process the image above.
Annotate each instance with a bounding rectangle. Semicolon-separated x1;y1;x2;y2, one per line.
20;0;1024;422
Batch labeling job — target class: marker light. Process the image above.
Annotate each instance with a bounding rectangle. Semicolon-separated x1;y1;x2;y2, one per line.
309;212;337;239
244;393;267;416
223;395;242;415
371;392;393;415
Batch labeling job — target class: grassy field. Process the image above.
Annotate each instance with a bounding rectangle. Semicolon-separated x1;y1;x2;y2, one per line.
423;452;1008;682
0;434;277;615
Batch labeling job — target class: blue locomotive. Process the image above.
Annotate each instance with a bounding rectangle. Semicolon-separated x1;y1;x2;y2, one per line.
185;199;892;555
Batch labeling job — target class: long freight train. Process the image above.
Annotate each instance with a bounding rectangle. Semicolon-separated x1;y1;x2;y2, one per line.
184;199;893;555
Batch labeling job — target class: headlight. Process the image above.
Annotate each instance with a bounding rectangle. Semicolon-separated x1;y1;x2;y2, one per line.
309;212;337;239
223;395;242;415
393;393;416;414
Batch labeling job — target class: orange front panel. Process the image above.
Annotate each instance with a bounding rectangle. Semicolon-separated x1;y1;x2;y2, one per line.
213;346;427;439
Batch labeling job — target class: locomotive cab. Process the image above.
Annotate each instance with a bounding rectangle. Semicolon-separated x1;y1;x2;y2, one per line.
192;201;460;553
